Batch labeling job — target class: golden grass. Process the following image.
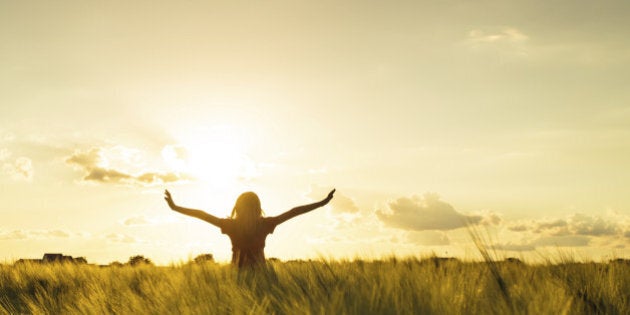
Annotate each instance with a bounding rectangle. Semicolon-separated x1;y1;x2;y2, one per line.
1;257;628;314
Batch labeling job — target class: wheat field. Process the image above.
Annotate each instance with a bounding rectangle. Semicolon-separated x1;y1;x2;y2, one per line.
1;256;628;315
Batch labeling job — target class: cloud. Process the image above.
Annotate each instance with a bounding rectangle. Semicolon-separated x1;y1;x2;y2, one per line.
569;213;619;236
495;234;592;251
123;216;150;226
533;235;590;247
496;213;628;251
1;144;31;180
0;148;11;161
0;230;28;240
308;186;359;214
376;193;482;231
2;157;34;181
121;214;179;227
492;242;535;252
31;230;70;238
66;147;190;186
534;219;568;235
161;145;189;171
464;27;529;57
508;213;621;237
66;147;101;167
407;231;450;246
467;27;528;44
480;212;502;226
83;167;132;182
105;233;138;244
0;229;71;241
508;224;529;232
494;235;594;252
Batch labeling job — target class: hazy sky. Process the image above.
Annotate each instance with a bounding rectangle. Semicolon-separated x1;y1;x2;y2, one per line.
2;0;629;264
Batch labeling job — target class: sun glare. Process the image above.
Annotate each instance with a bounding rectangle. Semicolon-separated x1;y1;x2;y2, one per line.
163;125;257;187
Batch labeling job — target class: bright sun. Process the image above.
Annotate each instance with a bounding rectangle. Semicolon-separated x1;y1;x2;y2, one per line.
162;125;256;186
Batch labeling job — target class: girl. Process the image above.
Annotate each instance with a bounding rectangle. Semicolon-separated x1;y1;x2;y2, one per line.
164;189;335;267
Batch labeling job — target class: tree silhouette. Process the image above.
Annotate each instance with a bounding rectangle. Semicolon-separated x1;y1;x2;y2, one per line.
128;255;153;266
193;253;214;264
74;257;88;264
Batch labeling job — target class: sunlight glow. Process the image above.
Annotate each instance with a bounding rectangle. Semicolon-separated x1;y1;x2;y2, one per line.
164;125;258;187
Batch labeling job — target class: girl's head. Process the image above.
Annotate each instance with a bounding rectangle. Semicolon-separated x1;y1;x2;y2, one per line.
231;191;264;221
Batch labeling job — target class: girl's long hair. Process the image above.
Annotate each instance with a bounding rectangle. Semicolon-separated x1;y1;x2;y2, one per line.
231;192;264;231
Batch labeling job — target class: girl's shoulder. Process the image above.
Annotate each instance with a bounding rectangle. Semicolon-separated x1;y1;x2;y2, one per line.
219;217;236;234
260;216;279;233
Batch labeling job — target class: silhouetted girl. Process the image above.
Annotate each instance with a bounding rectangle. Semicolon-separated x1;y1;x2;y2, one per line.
164;189;335;268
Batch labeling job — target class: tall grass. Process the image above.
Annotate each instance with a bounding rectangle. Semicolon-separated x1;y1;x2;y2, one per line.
1;257;628;314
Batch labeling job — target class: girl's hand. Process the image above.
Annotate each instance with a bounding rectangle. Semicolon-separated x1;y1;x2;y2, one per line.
164;190;177;210
323;189;336;204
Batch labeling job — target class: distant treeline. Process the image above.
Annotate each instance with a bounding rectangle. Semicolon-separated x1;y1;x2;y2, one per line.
12;253;630;267
13;253;217;267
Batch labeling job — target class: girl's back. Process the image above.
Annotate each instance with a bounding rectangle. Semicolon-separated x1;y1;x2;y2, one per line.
219;217;279;267
164;188;335;268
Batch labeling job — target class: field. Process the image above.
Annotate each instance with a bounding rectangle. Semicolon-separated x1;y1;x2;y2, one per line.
1;256;629;315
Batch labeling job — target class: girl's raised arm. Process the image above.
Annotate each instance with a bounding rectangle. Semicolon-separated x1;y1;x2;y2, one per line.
272;189;335;226
164;190;223;227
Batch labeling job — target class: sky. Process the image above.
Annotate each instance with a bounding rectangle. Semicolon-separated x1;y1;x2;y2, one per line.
1;0;630;264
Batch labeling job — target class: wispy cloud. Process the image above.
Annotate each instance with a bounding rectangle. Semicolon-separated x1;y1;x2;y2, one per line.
0;230;28;241
66;147;191;186
0;229;71;241
508;213;622;237
376;193;485;231
533;235;591;247
494;235;591;251
105;233;140;244
496;213;629;251
464;27;529;57
467;28;529;44
2;156;34;181
121;214;177;227
1;147;33;181
123;216;150;226
492;242;535;252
